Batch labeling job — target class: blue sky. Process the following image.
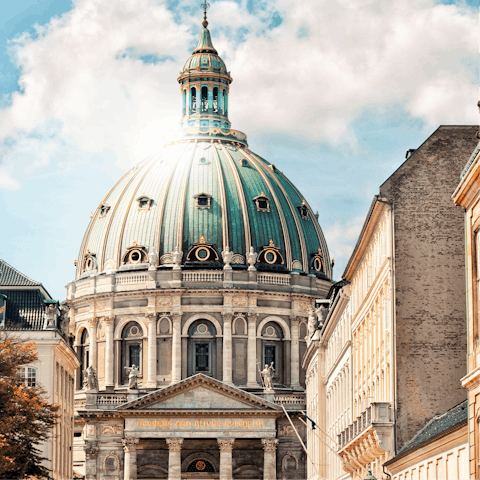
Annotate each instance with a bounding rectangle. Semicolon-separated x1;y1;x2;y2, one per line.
0;0;478;299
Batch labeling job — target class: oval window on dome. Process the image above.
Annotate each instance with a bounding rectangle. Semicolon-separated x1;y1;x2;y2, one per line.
265;251;277;264
129;250;142;264
195;247;209;261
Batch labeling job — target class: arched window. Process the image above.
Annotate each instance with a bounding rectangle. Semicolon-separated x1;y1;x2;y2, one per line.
223;88;227;115
201;86;208;112
79;329;90;388
121;321;143;385
260;322;284;386
187;320;217;378
191;87;197;114
213;87;218;113
182;89;186;117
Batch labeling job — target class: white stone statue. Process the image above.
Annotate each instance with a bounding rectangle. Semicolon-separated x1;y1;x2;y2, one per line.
124;365;139;389
222;246;233;270
172;246;183;270
315;305;327;329
148;250;158;270
246;247;258;271
261;362;275;391
307;307;317;337
44;303;59;329
84;365;98;391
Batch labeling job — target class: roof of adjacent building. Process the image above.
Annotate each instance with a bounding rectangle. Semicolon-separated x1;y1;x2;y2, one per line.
0;259;42;286
384;400;468;466
0;288;47;330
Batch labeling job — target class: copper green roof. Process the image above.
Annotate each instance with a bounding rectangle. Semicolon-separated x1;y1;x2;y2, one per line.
193;27;217;54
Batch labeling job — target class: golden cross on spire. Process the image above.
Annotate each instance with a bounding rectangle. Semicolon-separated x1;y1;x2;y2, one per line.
200;0;210;27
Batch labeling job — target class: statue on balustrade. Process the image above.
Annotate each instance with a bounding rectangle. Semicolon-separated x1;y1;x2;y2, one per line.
125;365;139;389
262;362;275;391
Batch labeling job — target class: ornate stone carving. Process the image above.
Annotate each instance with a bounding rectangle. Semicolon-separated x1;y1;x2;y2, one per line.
96;299;107;311
246;246;258;271
281;452;299;472
232;296;248;307
146;312;157;322
84;366;98;391
88;317;98;328
103;315;115;326
103;451;120;473
86;424;95;437
97;320;105;339
44;303;59;328
217;438;235;451
278;425;295;436
84;442;99;459
261;438;279;451
148;250;158;270
156;296;172;307
307;307;317;336
122;437;139;452
101;424;122;435
222;246;233;270
166;438;184;451
172;246;183;270
124;365;139;389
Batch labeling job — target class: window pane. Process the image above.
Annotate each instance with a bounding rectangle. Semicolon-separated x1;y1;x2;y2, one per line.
129;345;140;368
265;345;275;368
195;343;209;371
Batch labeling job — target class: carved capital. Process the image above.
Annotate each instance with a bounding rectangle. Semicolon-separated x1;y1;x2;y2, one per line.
217;438;235;451
87;317;99;328
171;313;182;324
221;312;233;322
166;438;184;451
248;313;259;323
122;437;139;452
84;442;99;459
146;313;157;322
104;315;115;326
261;438;279;451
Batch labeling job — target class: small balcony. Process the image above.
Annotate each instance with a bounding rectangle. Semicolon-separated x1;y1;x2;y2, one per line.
337;402;394;476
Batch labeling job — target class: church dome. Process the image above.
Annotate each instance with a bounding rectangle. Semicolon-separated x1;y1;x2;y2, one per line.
75;18;331;282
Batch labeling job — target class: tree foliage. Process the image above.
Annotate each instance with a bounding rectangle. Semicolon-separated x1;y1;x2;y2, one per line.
0;333;59;479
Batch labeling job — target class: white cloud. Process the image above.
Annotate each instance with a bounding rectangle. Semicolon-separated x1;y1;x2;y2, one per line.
0;0;477;189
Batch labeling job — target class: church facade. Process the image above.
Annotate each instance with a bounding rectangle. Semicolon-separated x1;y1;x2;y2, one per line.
69;9;333;480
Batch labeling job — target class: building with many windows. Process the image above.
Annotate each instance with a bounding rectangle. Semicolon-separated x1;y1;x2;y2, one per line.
69;11;333;480
304;125;478;479
0;259;80;480
452;140;480;480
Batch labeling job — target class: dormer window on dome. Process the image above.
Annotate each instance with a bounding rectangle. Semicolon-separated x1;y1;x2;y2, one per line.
298;200;309;220
240;158;248;167
258;240;284;265
194;191;212;209
122;242;148;265
311;249;325;273
83;252;97;272
99;204;110;218
254;193;270;212
186;236;219;262
137;195;153;211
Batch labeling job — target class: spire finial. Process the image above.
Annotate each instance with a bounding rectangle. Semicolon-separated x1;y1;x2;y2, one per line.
200;0;210;28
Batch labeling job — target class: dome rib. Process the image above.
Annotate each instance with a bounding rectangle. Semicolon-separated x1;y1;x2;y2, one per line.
245;149;309;273
152;144;187;256
175;145;198;251
219;144;252;253
115;156;159;268
212;145;229;251
240;149;292;270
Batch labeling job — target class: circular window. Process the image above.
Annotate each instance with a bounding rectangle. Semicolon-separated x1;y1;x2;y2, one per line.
264;250;277;264
85;257;94;270
187;460;214;472
129;250;141;264
130;326;139;336
195;247;209;261
199;157;207;164
313;257;322;271
266;326;276;336
196;323;208;334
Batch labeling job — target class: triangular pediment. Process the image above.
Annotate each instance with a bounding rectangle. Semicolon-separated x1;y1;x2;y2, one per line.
118;374;281;411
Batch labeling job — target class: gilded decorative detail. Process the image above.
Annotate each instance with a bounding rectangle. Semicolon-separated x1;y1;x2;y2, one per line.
122;437;139;452
166;438;184;451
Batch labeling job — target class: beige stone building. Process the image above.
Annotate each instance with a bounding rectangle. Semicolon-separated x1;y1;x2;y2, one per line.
452;141;480;480
0;259;80;480
304;126;478;480
69;11;334;480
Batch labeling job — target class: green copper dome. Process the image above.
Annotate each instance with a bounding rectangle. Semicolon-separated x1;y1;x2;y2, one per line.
75;19;331;281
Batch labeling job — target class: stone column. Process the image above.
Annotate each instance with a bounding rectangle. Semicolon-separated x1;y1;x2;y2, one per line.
222;313;233;384
166;438;183;480
247;313;258;387
171;314;182;384
105;316;115;388
290;317;300;388
84;442;99;480
122;437;139;480
218;438;235;480
262;439;278;480
87;317;98;370
146;313;157;388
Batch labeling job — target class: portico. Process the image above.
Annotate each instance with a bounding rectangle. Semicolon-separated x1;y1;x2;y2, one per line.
80;375;284;480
